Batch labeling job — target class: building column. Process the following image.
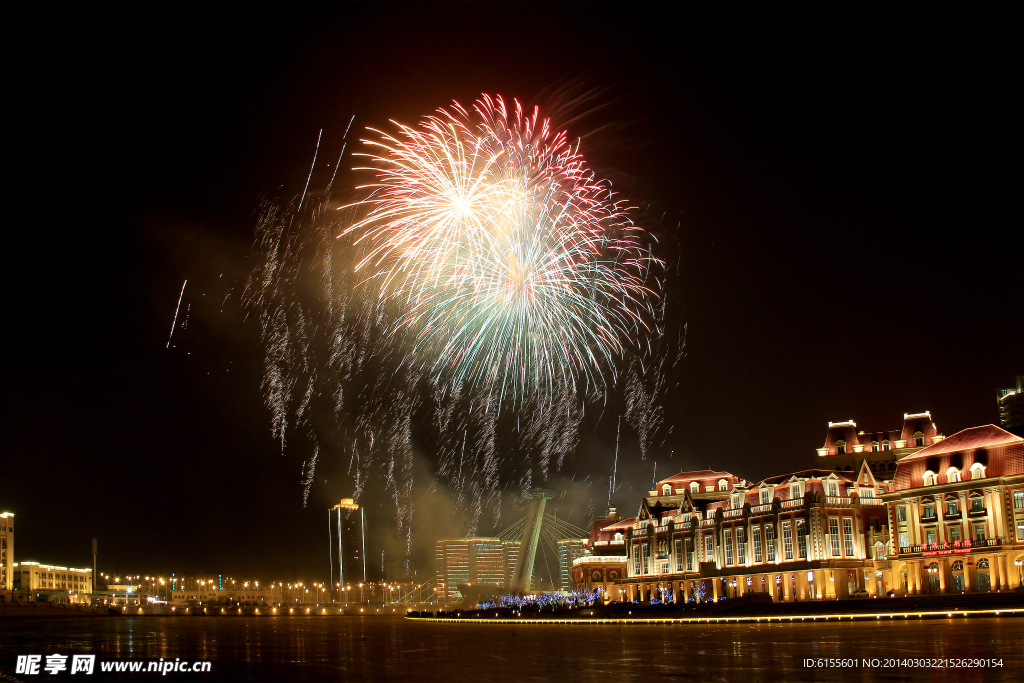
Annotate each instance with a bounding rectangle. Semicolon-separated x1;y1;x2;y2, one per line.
711;579;721;601
995;555;1008;590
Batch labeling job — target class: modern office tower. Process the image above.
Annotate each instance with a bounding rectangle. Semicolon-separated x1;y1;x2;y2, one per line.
0;512;12;593
998;376;1023;434
329;499;366;589
435;538;506;599
556;539;586;591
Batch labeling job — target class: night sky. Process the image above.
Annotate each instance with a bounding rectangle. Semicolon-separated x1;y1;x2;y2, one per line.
8;4;1020;582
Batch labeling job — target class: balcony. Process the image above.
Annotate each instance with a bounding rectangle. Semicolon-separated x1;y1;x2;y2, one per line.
825;496;851;506
920;515;938;523
860;498;884;506
723;509;743;519
898;537;1006;555
968;508;988;517
780;499;803;510
751;504;773;515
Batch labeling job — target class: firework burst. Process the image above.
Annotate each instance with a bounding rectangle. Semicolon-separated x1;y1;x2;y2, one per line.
342;94;656;405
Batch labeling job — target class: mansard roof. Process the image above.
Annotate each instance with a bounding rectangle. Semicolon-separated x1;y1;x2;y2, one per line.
898;424;1022;462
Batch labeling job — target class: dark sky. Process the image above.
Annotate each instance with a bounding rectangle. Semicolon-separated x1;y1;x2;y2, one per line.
7;4;1020;582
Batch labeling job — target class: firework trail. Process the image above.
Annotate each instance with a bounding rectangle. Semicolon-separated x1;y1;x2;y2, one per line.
166;280;187;348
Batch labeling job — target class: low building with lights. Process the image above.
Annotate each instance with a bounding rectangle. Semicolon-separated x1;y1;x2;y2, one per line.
435;538;509;600
571;506;630;602
13;561;93;603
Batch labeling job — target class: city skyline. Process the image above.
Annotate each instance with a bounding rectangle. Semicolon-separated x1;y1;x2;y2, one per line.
7;3;1021;584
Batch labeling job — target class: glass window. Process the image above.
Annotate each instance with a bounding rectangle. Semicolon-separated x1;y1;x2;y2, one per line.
899;533;909;548
1013;491;1024;509
633;544;641;575
970;463;986;480
842;518;855;557
826;481;840;498
752;525;763;564
914;432;925;447
797;520;807;559
1017;521;1024;541
836;440;846;455
690;481;699;493
882;440;890;450
782;522;793;560
718;479;728;492
642;543;650;574
829;517;841;557
947;468;960;483
926;529;937;545
760;489;770;504
974;525;986;541
790;483;802;500
947;500;958;516
923;471;936;486
725;533;734;566
923;503;935;518
736;528;746;564
765;524;776;562
897;505;907;522
705;535;714;562
674;539;684;572
949;526;961;542
685;538;694;572
662;484;672;495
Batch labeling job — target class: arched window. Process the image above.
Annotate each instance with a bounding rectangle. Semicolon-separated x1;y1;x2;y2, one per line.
718;479;728;492
952;560;963;571
914;431;925;447
662;484;672;496
946;467;960;483
969;463;986;480
836;440;846;455
690;481;699;494
977;559;989;569
923;471;936;486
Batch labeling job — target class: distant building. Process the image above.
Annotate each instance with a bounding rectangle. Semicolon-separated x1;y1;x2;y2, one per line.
998;376;1023;435
502;540;520;588
13;561;93;603
815;412;944;478
329;499;366;587
434;538;507;599
0;512;12;597
556;539;586;591
571;505;630;602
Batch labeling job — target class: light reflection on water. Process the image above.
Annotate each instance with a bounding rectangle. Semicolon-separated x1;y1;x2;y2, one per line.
2;616;1020;681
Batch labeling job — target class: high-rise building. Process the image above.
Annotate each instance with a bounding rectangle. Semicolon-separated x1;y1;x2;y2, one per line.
435;538;506;599
556;539;586;591
502;540;520;588
329;499;366;588
0;512;13;594
998;376;1023;435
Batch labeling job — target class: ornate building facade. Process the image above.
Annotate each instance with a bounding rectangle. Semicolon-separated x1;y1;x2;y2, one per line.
575;417;1024;603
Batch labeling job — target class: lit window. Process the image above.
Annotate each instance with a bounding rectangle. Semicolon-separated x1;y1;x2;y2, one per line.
765;524;776;562
718;479;728;492
882;440;890;451
923;502;935;518
704;535;714;562
782;522;793;560
759;488;770;504
970;463;986;480
826;480;840;498
790;483;802;500
674;539;684;572
685;538;694;572
725;533;734;566
923;471;936;487
946;499;959;516
829;518;841;557
736;528;746;564
871;441;879;452
690;482;699;494
662;484;672;496
842;518;855;557
946;468;960;483
913;431;925;447
836;440;846;455
752;525;763;564
1014;491;1024;509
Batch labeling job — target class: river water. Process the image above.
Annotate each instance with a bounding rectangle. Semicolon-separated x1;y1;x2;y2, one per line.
2;615;1020;681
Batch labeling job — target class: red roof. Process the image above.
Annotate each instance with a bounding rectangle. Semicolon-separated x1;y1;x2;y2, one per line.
899;424;1022;462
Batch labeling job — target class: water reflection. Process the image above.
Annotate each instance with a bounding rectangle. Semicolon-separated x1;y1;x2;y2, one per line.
2;616;1019;681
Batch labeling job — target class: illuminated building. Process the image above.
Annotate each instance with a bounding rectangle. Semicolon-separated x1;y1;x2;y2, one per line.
434;538;507;599
556;539;586;591
502;540;521;587
13;561;93;603
329;498;366;587
0;512;12;596
572;505;629;602
998;376;1023;434
816;412;943;478
581;420;1024;604
885;423;1024;594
